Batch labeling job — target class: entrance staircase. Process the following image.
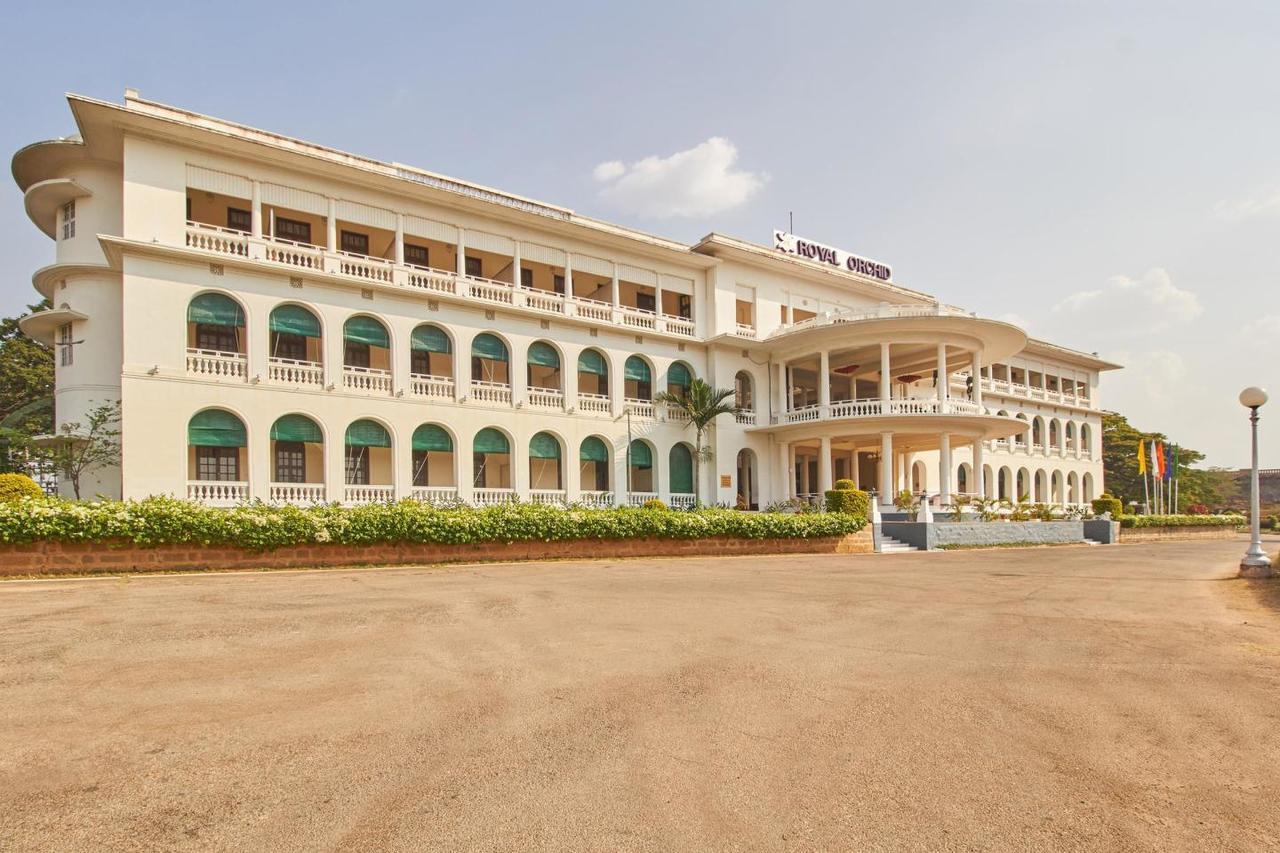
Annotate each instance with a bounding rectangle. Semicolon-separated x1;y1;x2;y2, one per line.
878;534;918;553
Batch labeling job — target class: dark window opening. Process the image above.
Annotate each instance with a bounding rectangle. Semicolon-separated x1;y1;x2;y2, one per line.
344;341;371;368
405;243;429;268
271;332;308;361
636;292;656;313
196;446;240;482
275;217;312;244
520;268;533;288
411;350;430;376
341;230;369;255
345;447;370;485
553;274;565;294
227;207;252;233
196;324;239;353
465;256;483;278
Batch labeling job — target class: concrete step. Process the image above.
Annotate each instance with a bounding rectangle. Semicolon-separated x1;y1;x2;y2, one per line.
879;535;918;554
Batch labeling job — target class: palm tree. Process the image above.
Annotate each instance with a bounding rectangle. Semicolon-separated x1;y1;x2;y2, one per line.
654;378;740;507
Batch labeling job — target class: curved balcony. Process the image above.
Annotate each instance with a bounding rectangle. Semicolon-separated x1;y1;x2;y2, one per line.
758;396;1026;444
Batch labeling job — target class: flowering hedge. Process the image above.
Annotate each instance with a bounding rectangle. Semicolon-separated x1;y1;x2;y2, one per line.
1117;514;1244;529
0;497;865;551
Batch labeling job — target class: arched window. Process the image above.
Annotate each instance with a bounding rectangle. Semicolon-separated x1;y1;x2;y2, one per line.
667;362;693;398
269;414;324;488
1031;417;1045;448
343;316;390;370
580;436;611;493
187;409;247;484
956;463;970;495
527;342;562;391
1083;472;1095;502
624;356;652;401
473;428;512;489
735;371;754;411
1065;421;1077;452
529;431;563;491
998;466;1012;501
1014;413;1029;445
269;304;321;363
628;439;655;493
1017;468;1030;501
411;324;452;378
1049;419;1061;450
187;293;245;355
577;349;609;398
471;334;510;384
411;424;455;488
344;419;392;486
669;443;694;497
1068;471;1079;504
1051;470;1064;504
1081;423;1093;454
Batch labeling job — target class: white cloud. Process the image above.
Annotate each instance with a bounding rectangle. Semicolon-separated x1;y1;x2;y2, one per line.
592;137;766;218
1242;314;1280;345
1211;189;1280;221
1051;268;1201;335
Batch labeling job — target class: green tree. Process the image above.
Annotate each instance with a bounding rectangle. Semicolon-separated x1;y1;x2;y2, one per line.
1102;411;1222;512
654;378;739;506
43;400;121;500
0;299;55;472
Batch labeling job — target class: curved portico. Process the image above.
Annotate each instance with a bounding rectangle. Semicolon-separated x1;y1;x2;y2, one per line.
759;305;1029;507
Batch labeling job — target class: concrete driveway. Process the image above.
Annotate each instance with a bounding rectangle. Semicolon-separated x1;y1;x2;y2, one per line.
1;537;1278;851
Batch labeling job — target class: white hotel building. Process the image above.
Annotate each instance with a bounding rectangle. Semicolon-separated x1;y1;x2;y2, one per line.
16;91;1118;510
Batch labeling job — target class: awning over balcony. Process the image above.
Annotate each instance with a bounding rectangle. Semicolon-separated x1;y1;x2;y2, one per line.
529;432;561;459
343;316;389;348
578;350;607;376
628;440;652;469
624;356;650;383
346;419;391;448
580;436;609;463
187;292;244;327
474;428;509;454
187;409;247;447
669;444;693;492
472;333;508;362
270;305;321;338
411;325;451;353
271;414;323;444
412;424;452;452
528;342;560;369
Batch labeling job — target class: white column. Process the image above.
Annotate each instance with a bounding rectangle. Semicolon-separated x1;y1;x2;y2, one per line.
850;448;860;489
879;432;894;508
800;451;811;496
774;360;787;421
394;214;405;266
972;351;984;410
973;438;986;498
778;441;790;500
250;181;262;238
939;433;952;502
456;228;467;276
819;436;833;494
654;277;664;317
613;440;628;507
818;350;830;414
563;252;573;297
786;443;796;499
512;241;522;287
611;263;620;307
879;342;891;402
392;429;410;502
326;198;337;251
936;343;948;406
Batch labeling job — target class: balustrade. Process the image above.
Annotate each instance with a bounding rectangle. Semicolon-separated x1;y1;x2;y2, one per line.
410;374;454;399
186;348;247;380
344;485;395;505
343;365;392;394
470;381;513;406
577;393;611;415
526;388;564;410
410;486;458;504
529;490;567;506
187;480;248;505
578;491;614;508
474;488;517;506
269;483;326;504
268;357;324;387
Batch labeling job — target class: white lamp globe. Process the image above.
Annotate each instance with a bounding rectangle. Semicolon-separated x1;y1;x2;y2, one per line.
1239;387;1269;409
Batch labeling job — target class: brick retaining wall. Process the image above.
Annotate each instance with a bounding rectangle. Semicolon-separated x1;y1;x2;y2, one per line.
1116;526;1240;543
0;530;873;577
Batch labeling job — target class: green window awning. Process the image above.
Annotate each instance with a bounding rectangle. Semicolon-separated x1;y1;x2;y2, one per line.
269;305;321;338
668;362;692;389
187;293;244;327
669;444;694;493
628;440;652;470
270;414;323;444
472;333;508;362
344;316;390;348
188;409;247;447
474;428;509;454
579;436;609;464
411;325;451;353
527;342;560;368
529;432;561;459
624;356;650;383
412;423;453;452
345;419;391;448
577;349;607;376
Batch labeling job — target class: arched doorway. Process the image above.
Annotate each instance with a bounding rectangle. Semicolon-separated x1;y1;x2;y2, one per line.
529;431;564;494
736;448;758;510
579;436;612;506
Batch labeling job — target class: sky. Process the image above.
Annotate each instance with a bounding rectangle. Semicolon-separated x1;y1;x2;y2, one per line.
2;0;1277;467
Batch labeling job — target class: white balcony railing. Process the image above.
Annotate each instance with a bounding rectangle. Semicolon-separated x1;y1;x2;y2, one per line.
344;485;395;505
783;397;985;424
524;289;565;314
663;314;695;337
578;490;614;508
529;489;567;506
186;348;247;380
410;374;454;399
669;493;696;510
343;365;392;394
572;297;612;322
470;380;513;406
406;265;456;293
336;251;394;284
411;486;458;504
185;222;248;257
268;357;324;387
527;387;564;410
187;480;248;505
625;399;656;419
735;410;757;426
627;492;659;507
474;488;517;506
269;483;326;504
664;403;690;423
734;323;756;338
620;307;656;330
263;237;325;271
577;392;611;415
468;277;515;305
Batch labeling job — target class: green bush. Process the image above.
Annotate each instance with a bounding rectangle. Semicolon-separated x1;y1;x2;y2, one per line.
0;474;44;503
1117;514;1245;529
1091;494;1123;518
833;478;856;492
824;486;869;518
0;496;865;550
642;498;667;510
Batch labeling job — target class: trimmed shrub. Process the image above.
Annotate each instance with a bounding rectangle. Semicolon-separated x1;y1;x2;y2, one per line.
1117;514;1245;529
833;479;856;492
0;474;44;503
0;497;865;550
642;498;667;510
825;486;870;518
1091;494;1123;518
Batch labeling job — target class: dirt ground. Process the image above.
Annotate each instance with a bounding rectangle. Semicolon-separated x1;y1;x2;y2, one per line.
1;536;1278;852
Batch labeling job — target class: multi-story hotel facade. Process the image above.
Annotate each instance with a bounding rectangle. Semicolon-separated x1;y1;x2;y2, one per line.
16;91;1119;510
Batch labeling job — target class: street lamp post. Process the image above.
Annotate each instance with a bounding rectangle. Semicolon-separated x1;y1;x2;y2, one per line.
1238;386;1272;578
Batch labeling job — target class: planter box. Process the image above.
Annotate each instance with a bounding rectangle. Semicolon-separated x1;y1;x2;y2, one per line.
1117;525;1240;543
881;520;1088;551
0;530;874;577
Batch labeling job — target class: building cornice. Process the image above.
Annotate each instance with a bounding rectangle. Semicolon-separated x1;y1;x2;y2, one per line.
1021;338;1122;371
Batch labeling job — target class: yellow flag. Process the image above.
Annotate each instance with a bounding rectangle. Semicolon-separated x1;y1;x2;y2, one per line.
1137;439;1146;474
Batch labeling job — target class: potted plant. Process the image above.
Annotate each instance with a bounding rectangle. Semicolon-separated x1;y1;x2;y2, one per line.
893;489;920;520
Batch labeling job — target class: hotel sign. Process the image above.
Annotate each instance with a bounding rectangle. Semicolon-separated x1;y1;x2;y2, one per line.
773;231;892;281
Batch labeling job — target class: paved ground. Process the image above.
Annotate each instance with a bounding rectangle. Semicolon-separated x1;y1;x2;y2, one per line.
1;537;1278;852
